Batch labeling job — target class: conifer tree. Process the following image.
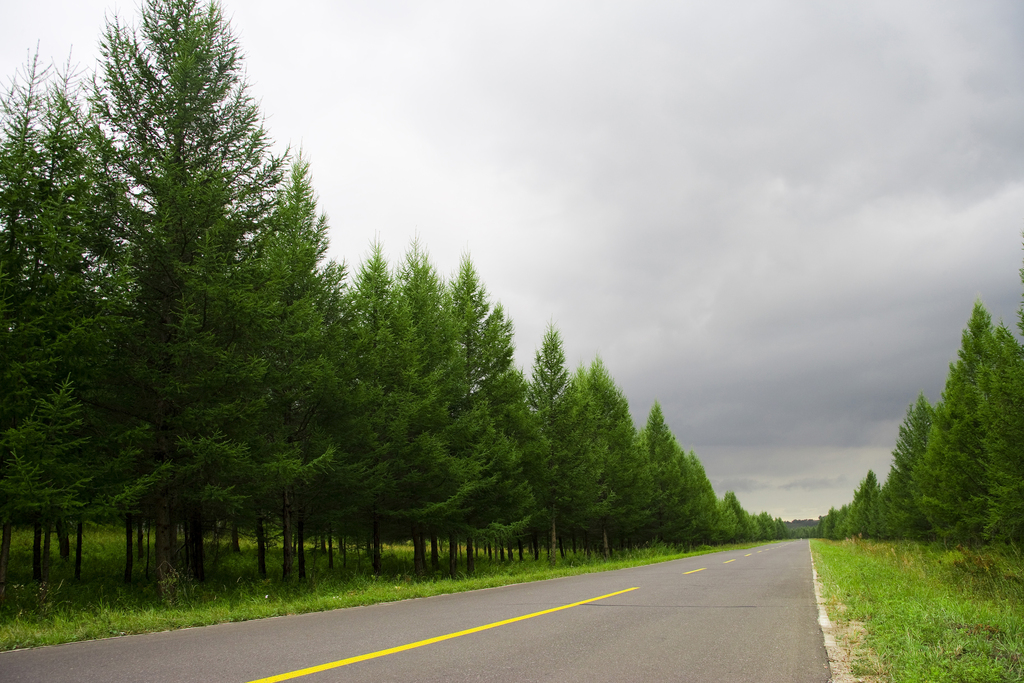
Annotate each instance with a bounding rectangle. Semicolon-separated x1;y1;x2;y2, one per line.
980;323;1024;542
881;393;933;539
846;470;882;539
916;302;993;543
447;257;532;574
91;0;284;587
577;358;641;557
0;56;114;599
637;401;677;540
526;323;572;565
252;156;344;579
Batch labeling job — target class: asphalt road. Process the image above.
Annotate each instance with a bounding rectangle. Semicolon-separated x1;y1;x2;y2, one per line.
1;540;830;682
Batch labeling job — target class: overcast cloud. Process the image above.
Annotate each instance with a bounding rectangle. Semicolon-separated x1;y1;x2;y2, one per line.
6;1;1024;520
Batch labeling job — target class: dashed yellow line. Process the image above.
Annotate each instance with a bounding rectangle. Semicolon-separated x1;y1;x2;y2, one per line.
723;559;736;564
744;553;752;556
246;587;639;683
683;568;706;574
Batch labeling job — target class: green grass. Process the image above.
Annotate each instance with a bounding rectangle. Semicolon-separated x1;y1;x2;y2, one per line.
0;525;770;651
811;539;1024;683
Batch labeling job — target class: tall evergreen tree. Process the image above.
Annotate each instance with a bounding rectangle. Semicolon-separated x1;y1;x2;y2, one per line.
91;0;285;587
881;393;933;539
526;323;572;565
637;401;678;540
980;323;1024;542
447;256;532;574
916;302;993;543
252;156;345;579
846;470;882;539
0;56;114;599
577;358;641;557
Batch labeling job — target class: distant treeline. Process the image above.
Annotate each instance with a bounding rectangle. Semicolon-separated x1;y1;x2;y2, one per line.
0;0;788;600
801;290;1024;544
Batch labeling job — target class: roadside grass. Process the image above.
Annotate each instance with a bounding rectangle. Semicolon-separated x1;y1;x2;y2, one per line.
811;539;1024;683
0;525;773;651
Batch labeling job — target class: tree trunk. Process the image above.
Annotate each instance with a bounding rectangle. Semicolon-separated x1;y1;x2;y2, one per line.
189;512;205;582
532;531;539;561
328;527;334;570
33;520;42;581
231;523;240;553
0;521;11;602
412;526;424;576
448;533;458;578
559;536;565;559
154;491;174;592
57;519;70;561
549;515;557;566
466;536;475;574
297;515;306;580
282;490;293;579
39;521;52;608
430;534;439;572
518;539;524;561
256;517;267;578
124;513;134;584
372;515;382;576
499;543;505;562
137;517;144;560
75;521;83;580
602;525;610;559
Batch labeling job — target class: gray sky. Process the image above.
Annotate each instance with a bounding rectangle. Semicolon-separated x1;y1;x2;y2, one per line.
6;1;1024;520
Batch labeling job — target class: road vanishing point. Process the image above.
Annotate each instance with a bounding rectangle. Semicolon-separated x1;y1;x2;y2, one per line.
2;540;831;682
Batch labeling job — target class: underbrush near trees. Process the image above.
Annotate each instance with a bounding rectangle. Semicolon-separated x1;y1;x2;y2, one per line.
0;524;761;651
812;539;1024;682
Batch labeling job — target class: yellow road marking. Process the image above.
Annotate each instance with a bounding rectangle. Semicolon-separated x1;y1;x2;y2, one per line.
723;559;736;564
744;553;752;556
683;568;706;574
246;587;640;683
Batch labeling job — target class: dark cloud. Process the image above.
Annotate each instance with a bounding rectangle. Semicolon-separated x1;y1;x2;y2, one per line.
781;476;852;492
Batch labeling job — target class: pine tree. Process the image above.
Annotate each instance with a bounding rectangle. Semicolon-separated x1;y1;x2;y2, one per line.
846;470;882;539
252;156;344;579
447;256;532;574
980;323;1024;542
881;393;933;539
91;0;285;587
576;358;640;557
916;302;993;543
526;323;572;565
637;401;678;540
0;55;113;600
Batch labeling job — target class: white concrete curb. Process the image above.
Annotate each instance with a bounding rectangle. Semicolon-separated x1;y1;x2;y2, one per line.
811;545;854;683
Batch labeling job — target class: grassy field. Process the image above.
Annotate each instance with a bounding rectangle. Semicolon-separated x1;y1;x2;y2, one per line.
0;524;767;651
811;539;1024;683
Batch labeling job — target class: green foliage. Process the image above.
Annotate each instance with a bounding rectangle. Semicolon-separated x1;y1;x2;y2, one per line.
0;53;117;536
846;470;882;539
916;302;994;543
980;324;1024;542
882;394;934;540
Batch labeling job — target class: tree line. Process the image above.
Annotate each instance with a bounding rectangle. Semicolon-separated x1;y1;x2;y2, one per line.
810;291;1024;544
0;0;787;601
